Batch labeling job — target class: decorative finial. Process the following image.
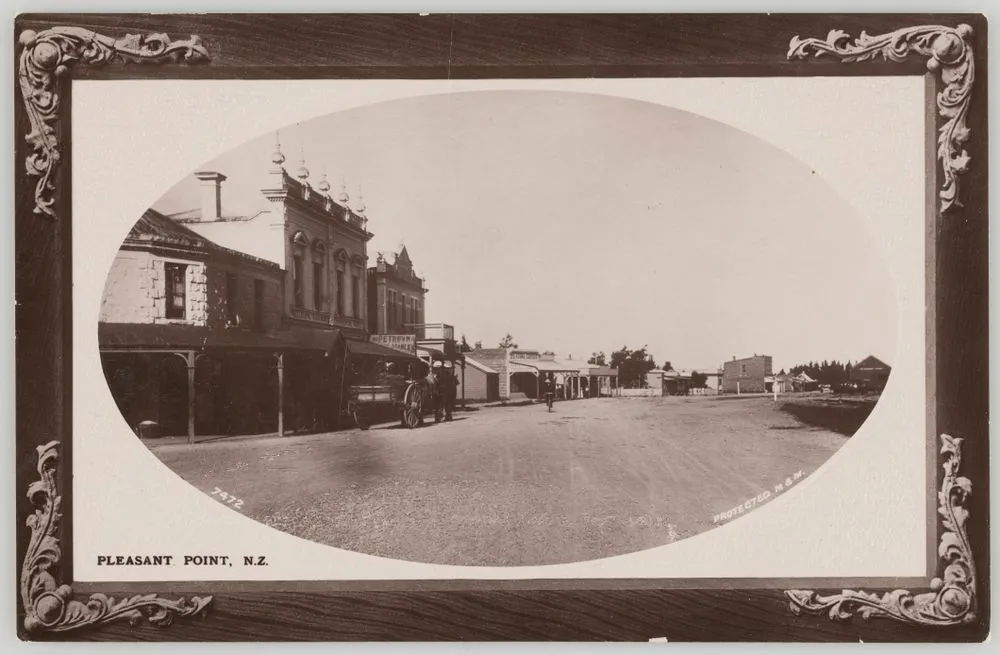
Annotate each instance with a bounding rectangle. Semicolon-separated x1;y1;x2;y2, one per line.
336;179;350;204
270;130;285;166
317;170;331;193
295;147;309;180
354;185;366;214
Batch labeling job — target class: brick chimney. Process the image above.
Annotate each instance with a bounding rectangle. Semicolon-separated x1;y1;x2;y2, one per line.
194;171;227;221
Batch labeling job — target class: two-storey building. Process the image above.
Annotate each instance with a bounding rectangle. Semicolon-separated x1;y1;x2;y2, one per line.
174;143;372;342
367;246;427;335
721;354;772;394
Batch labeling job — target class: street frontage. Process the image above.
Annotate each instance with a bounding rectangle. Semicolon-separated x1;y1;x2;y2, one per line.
150;395;850;566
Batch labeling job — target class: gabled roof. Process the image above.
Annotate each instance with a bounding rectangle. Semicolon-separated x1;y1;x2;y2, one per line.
463;356;498;374
856;355;890;370
467;348;507;373
124;209;281;269
127;209;215;248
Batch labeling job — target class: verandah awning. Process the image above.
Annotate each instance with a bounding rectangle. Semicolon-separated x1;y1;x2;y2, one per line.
510;360;580;374
345;338;421;361
416;345;465;363
98;322;341;352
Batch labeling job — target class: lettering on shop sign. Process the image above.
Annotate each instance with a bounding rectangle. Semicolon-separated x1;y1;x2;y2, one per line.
712;470;805;524
370;334;416;354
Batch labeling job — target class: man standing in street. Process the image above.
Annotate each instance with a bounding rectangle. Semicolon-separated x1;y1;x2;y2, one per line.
442;363;459;421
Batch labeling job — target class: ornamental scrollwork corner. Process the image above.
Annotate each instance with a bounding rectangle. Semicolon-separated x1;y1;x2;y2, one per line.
17;26;210;220
786;434;976;626
788;24;975;213
21;441;213;634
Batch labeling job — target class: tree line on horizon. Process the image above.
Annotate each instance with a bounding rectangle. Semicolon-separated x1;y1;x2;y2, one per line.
786;360;857;386
459;334;862;390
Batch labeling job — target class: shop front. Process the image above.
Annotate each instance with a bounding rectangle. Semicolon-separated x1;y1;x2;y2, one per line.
99;322;342;441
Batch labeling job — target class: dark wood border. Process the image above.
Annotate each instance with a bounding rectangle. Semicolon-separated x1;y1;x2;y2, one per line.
13;13;989;641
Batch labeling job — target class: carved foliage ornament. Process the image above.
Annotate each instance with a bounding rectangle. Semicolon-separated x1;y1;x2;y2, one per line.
788;24;975;213
17;27;209;220
21;441;212;633
786;434;976;626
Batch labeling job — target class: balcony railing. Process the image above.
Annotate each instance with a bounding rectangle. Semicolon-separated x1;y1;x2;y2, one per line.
290;306;331;324
405;322;454;341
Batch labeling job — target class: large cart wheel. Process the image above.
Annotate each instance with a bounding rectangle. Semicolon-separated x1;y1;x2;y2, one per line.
402;384;423;429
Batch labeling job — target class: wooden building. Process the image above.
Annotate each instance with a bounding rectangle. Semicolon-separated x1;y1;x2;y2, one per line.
851;355;892;391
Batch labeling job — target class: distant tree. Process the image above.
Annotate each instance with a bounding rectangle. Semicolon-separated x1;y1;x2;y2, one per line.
610;345;657;388
588;351;607;366
661;361;673;372
459;335;473;353
473;340;482;349
690;370;708;389
788;359;851;385
499;333;518;349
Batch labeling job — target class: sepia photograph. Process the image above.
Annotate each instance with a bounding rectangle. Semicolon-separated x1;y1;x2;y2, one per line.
13;12;988;643
99;91;897;566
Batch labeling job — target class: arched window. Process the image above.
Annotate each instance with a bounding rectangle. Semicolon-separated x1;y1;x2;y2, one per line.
290;231;308;309
334;250;349;316
312;241;327;311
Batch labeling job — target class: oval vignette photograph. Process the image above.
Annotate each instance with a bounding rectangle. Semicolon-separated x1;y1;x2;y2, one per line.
98;90;898;567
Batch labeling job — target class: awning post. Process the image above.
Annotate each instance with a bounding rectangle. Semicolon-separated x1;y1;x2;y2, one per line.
275;352;285;436
172;351;197;444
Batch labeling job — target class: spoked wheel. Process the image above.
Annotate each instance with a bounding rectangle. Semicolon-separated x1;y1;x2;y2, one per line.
352;406;370;431
402;384;423;429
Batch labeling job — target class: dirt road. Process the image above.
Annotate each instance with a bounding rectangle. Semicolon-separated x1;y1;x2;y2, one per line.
150;396;847;566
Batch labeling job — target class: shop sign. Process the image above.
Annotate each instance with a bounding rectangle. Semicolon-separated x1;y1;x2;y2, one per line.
370;334;417;355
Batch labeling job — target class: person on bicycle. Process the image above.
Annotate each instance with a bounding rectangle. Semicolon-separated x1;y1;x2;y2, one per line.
544;373;556;411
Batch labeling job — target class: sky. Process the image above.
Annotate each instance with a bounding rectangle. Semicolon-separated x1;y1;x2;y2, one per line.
152;90;897;372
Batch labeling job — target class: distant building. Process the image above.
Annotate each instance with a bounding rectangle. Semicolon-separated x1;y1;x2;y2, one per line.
647;368;692;396
852;355;891;391
367;246;427;335
772;371;814;393
462;348;616;402
688;367;722;395
721;354;772;394
460;354;501;402
578;364;618;397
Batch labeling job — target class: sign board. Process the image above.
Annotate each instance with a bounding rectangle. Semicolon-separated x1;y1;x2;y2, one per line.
370;334;417;355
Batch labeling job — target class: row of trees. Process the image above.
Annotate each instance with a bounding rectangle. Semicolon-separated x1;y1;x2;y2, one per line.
787;360;856;386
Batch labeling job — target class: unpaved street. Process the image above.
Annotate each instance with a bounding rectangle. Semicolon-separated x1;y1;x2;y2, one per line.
150;396;847;566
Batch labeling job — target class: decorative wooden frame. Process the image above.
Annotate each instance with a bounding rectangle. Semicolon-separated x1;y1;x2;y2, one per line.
14;14;989;641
